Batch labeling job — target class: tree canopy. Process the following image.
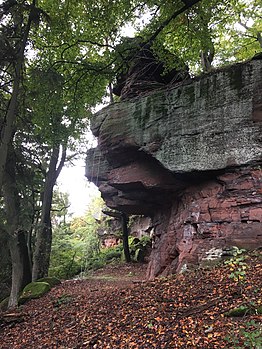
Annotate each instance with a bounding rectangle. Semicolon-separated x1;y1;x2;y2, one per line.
0;0;261;307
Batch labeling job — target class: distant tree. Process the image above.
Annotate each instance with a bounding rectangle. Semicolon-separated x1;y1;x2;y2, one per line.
51;190;71;226
49;195;103;279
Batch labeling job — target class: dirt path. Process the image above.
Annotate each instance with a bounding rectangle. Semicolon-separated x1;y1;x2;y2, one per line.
84;262;148;286
0;255;261;349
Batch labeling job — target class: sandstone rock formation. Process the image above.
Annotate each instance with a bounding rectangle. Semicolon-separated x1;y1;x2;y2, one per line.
112;40;190;100
86;57;262;278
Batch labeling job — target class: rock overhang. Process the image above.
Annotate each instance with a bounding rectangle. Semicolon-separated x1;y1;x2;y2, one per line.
85;57;262;277
86;57;262;214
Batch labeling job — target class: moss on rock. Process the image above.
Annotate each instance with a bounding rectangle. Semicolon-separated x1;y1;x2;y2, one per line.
36;277;61;287
19;282;50;305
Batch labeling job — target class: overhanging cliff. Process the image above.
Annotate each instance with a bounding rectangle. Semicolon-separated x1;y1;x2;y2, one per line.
86;57;262;278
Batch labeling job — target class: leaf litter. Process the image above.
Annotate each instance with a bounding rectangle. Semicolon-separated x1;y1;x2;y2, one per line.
0;252;261;348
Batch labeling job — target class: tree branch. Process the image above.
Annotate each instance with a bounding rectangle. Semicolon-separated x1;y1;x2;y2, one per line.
146;0;202;45
55;145;67;180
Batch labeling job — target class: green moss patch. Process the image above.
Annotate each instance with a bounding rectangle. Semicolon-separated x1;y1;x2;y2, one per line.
37;277;61;287
19;282;50;305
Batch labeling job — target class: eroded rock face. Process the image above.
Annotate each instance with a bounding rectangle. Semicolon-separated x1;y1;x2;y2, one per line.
147;168;262;278
86;57;262;278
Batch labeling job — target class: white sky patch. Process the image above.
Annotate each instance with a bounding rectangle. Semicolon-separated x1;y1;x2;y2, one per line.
57;128;99;217
58;161;100;217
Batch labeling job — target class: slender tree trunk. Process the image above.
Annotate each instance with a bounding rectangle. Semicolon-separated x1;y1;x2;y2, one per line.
200;44;215;73
3;147;31;308
257;32;262;48
121;213;131;263
32;145;66;280
108;83;114;104
26;230;33;275
102;210;131;262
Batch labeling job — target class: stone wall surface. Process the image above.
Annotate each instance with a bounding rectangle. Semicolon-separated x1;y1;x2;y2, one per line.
146;168;262;278
86;57;262;278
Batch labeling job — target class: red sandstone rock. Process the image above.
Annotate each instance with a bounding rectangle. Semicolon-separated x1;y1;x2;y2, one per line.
86;58;262;279
147;168;262;278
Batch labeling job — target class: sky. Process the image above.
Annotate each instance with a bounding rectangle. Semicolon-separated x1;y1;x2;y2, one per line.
57;127;100;218
58;159;100;217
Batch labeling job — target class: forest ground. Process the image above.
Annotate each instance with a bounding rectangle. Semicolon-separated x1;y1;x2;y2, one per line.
0;251;261;349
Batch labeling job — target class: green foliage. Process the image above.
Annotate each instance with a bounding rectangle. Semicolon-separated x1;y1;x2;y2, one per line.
51;190;71;226
50;227;151;277
84;245;123;272
83;256;106;272
146;0;262;73
225;320;262;349
128;235;151;262
49;195;104;278
225;304;262;317
33;0;142;105
224;248;248;283
48;224;86;279
103;246;123;262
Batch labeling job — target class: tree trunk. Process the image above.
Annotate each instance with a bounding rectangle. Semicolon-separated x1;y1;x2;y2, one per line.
32;145;66;280
102;210;131;262
8;232;32;308
257;32;262;48
108;83;114;103
3;148;31;308
121;213;131;263
0;3;34;190
200;49;214;73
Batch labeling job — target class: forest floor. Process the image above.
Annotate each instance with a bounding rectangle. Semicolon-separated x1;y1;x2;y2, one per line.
0;251;261;349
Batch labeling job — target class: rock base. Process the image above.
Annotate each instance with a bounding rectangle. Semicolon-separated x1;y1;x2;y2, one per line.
147;167;262;278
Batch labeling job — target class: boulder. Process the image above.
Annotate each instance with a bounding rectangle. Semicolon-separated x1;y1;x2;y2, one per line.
19;282;50;304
